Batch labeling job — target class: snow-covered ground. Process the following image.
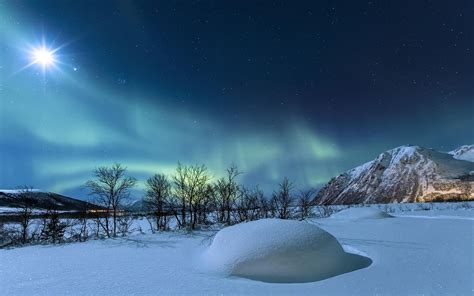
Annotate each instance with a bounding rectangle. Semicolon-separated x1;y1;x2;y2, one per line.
1;204;473;295
0;207;23;213
0;189;41;194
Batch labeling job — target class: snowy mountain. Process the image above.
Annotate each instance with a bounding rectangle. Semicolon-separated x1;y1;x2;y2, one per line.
316;145;474;204
449;145;474;162
0;190;102;212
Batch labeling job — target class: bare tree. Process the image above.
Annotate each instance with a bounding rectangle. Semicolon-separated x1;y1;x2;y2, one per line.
70;216;89;242
40;209;67;244
235;186;262;222
172;163;211;229
195;184;214;225
85;163;136;237
91;211;103;238
188;165;211;229
0;219;18;248
215;165;241;224
272;177;294;219
257;191;270;218
117;215;133;236
143;173;171;231
145;215;157;233
297;189;316;220
171;163;188;228
268;194;278;218
15;186;35;244
248;186;264;221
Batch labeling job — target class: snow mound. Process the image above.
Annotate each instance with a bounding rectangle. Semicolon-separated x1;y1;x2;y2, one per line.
203;219;371;283
331;207;393;220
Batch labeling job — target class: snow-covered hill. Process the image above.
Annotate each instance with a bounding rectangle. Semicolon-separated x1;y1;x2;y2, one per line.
316;145;474;204
0;190;102;212
449;144;474;162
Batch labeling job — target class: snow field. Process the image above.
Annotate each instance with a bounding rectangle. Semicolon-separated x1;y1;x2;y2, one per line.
0;203;472;295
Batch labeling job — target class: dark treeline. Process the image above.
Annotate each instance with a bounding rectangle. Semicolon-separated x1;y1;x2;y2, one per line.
0;162;320;248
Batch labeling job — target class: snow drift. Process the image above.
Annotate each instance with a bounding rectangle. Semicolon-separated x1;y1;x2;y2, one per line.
330;207;393;220
203;219;371;283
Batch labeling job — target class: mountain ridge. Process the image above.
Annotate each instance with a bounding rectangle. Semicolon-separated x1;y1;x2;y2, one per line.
316;145;474;204
0;190;102;212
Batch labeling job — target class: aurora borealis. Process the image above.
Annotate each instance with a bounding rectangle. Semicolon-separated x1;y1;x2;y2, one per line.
0;1;473;199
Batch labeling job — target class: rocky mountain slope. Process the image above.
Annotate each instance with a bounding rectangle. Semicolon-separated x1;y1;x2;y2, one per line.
316;145;474;204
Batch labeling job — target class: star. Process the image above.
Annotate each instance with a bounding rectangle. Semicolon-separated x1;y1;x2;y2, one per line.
31;47;55;67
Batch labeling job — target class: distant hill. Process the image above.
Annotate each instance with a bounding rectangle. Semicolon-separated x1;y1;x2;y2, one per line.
449;145;474;162
127;199;147;212
0;190;102;212
316;145;474;204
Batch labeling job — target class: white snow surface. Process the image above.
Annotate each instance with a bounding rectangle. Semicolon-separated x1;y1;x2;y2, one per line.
450;144;474;162
0;189;41;194
330;207;393;220
1;205;473;295
202;219;371;283
0;207;23;213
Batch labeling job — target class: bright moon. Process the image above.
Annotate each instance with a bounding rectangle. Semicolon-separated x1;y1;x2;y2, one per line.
32;47;55;67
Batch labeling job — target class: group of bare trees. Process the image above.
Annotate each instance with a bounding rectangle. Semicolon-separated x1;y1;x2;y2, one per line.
0;162;317;247
170;163;212;229
139;163;316;231
0;188;71;246
84;162;317;234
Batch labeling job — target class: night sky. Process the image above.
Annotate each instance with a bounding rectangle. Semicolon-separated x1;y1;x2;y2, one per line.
0;1;473;199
